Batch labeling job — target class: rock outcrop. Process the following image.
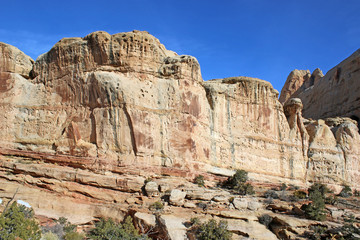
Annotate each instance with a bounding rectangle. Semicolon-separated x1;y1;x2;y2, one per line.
0;30;359;228
279;68;323;104
280;49;360;123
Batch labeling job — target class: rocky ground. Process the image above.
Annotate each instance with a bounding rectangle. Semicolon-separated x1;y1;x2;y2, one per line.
1;154;359;239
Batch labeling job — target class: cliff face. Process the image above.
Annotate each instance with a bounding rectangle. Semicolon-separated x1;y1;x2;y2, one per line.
0;31;359;224
0;30;307;179
280;49;360;121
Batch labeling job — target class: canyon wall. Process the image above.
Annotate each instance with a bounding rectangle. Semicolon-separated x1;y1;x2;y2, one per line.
0;30;359;223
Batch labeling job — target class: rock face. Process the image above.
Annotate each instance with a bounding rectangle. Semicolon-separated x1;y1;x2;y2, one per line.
279;68;323;104
0;30;359;227
0;30;308;180
280;49;360;122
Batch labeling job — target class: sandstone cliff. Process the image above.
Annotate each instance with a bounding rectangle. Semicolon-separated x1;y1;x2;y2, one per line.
0;31;359;226
280;49;360;122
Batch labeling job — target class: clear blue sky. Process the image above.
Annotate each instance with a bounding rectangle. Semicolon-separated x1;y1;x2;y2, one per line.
1;0;359;92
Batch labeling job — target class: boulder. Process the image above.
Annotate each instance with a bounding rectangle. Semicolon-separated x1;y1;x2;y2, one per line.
232;198;248;210
145;181;159;197
169;189;186;206
159;215;187;240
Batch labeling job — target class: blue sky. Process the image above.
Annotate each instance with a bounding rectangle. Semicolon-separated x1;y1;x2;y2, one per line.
1;0;359;92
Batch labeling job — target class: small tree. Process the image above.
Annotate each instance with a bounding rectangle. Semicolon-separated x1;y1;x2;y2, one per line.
301;184;327;221
0;201;41;240
225;169;254;195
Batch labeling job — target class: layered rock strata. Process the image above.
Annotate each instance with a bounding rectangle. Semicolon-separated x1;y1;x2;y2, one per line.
0;31;359;225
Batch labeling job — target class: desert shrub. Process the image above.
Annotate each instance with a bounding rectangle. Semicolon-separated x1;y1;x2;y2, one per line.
234;182;254;195
293;190;307;199
149;201;164;211
227;169;248;187
42;217;79;239
64;232;85;240
144;177;153;184
343;213;356;223
258;214;273;228
195;219;232;240
224;169;254;195
190;217;200;226
354;190;360;197
264;190;279;199
0;201;41;240
325;195;338;205
339;185;352;198
41;231;59;240
194;175;205;187
301;186;327;221
87;216;148;240
306;225;328;240
338;223;360;239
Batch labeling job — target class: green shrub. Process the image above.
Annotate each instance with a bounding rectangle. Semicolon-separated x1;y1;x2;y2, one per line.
194;175;205;187
264;190;279;199
64;231;85;240
325;195;338;205
41;231;59;240
149;201;164;211
0;201;41;240
43;217;78;239
293;190;307;199
195;219;232;240
307;225;328;240
190;217;200;226
234;182;254;195
227;169;248;187
87;216;148;240
225;169;254;195
339;185;352;198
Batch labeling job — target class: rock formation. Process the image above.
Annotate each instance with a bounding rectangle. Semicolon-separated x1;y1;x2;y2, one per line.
280;49;360;123
0;31;359;228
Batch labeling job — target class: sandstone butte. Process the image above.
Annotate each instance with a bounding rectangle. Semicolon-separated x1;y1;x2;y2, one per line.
0;30;359;227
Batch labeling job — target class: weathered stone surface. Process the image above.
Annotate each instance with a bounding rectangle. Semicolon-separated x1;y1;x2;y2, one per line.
186;187;230;201
183;201;196;208
169;189;186;206
232;198;248;210
145;181;159;197
0;30;310;185
159;215;187;240
0;42;33;78
226;219;278;240
134;212;156;227
279;68;324;104
279;69;311;104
